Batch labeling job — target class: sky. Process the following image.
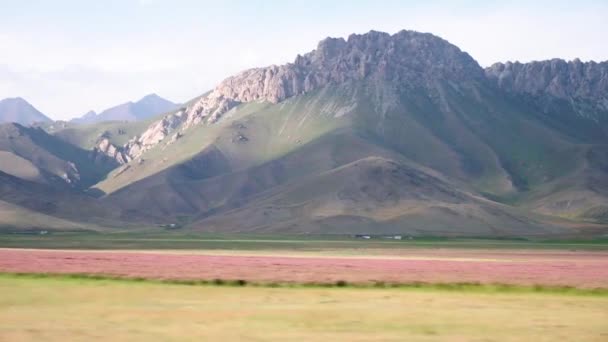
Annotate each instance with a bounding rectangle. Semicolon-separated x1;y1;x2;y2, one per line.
1;0;607;120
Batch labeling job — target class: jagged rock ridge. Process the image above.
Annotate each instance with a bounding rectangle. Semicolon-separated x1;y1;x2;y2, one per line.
182;30;483;127
101;30;485;163
485;59;608;121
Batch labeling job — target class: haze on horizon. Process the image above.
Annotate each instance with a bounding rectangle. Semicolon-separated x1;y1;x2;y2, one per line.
1;0;607;120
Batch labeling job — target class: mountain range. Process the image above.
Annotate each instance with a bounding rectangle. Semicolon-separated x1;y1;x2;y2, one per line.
1;30;606;237
0;94;177;127
70;93;178;124
0;97;52;125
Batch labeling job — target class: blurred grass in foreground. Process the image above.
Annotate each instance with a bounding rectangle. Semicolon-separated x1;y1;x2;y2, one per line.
1;274;607;341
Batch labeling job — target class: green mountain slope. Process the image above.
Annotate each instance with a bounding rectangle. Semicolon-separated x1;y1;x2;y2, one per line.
2;30;607;236
99;81;605;235
50;120;152;150
0;199;87;232
0;123;116;188
0;170;157;231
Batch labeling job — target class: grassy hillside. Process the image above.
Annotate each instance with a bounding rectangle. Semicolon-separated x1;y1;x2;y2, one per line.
0;123;116;188
50;120;153;150
0;200;89;232
0;171;157;230
94;87;350;195
1;78;606;234
86;81;608;235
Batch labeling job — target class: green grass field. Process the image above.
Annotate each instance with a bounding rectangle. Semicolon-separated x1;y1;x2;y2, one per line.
2;233;607;341
1;274;607;341
1;232;607;251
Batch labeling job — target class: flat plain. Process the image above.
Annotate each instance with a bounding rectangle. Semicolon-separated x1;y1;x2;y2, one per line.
1;233;608;341
2;248;608;288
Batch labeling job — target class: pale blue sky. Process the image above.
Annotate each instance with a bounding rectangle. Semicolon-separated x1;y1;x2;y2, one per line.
1;0;607;119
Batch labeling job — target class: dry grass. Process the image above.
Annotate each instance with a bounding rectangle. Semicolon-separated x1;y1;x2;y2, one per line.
1;275;607;341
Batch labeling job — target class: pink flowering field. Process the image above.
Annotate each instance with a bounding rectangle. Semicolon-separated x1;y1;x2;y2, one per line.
1;248;607;288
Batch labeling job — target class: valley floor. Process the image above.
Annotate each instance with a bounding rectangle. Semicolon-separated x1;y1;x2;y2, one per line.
2;232;608;250
1;275;607;341
2;234;608;340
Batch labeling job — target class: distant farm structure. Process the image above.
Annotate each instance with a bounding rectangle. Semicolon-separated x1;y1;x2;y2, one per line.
353;234;407;240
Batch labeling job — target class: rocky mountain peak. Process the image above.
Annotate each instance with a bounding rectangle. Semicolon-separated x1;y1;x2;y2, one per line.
82;110;97;118
178;30;484;127
485;59;608;100
485;59;608;123
5;97;26;104
305;36;348;64
296;30;483;84
0;97;52;125
137;93;167;105
111;30;488;162
72;94;177;124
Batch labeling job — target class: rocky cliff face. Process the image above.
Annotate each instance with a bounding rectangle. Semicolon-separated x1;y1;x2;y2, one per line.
103;30;485;164
182;30;483;127
92;137;131;165
485;59;608;118
95;32;608;166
